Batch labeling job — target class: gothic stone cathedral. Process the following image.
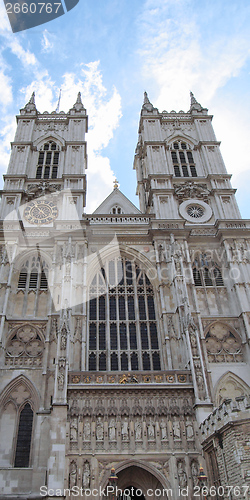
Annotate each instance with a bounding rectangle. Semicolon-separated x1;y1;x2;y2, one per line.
0;91;249;500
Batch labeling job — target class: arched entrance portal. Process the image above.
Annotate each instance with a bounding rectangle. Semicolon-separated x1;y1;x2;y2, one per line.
115;465;170;500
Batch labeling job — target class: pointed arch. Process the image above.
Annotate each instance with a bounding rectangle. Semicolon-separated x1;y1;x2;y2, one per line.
0;374;40;413
165;132;199;148
33;132;65;150
100;459;172;492
214;371;250;406
0;376;40;468
87;250;163;372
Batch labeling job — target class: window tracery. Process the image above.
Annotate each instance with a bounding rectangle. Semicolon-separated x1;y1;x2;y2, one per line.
171;141;197;177
88;257;161;371
205;323;243;362
36;141;60;179
5;324;44;367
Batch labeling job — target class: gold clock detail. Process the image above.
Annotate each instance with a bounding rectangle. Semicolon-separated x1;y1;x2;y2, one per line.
23;199;58;225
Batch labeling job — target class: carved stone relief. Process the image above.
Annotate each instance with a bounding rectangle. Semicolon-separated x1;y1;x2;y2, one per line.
5;324;44;367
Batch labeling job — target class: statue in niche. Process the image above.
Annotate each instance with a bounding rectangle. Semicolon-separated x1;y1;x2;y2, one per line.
196;370;204;391
135;418;142;441
60;326;67;350
121;417;129;440
69;461;77;488
83;420;91;441
96;417;104;441
191;461;199;487
147;417;155;440
185;416;194;439
172;417;181;439
160;418;167;440
57;370;65;390
177;461;187;488
70;418;78;441
82;461;90;489
108;418;116;441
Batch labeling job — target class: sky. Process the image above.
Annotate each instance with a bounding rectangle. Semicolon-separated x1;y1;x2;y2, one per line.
0;0;250;215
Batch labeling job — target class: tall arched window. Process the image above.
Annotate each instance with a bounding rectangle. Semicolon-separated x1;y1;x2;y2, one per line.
171;141;197;177
88;257;161;371
36;141;60;179
14;403;33;467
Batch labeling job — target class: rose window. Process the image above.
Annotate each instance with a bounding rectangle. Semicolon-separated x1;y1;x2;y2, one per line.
186;205;204;218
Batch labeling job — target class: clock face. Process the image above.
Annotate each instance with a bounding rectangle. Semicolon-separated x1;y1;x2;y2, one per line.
23;199;58;225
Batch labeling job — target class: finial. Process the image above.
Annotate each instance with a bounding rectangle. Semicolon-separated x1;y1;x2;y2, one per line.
72;91;85;112
190;91;204;112
21;91;37;114
144;91;150;105
29;91;35;105
113;178;119;189
142;91;154;111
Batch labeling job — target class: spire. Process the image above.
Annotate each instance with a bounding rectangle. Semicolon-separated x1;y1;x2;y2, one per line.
73;92;85;111
28;91;35;105
143;91;151;105
142;91;154;112
189;91;204;113
20;91;37;115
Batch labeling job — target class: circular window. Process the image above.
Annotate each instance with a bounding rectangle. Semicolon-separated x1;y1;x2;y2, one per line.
179;199;212;223
186;205;204;219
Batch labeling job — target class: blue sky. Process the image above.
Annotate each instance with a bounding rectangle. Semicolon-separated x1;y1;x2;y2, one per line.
0;0;250;215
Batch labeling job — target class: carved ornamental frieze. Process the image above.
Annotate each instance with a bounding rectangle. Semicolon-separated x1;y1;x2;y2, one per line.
173;182;210;203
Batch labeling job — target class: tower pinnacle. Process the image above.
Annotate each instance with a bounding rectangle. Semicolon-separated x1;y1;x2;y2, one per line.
20;91;37;115
190;91;204;112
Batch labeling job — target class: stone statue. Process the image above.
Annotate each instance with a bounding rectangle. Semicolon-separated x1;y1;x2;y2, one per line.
108;418;116;441
185;416;194;439
69;461;77;488
70;418;78;441
121;417;129;440
135;418;142;441
83;420;91;441
177;461;187;488
57;370;65;390
147;417;155;440
96;417;104;441
82;461;90;489
196;370;204;391
160;418;167;440
191;461;199;487
172;417;181;439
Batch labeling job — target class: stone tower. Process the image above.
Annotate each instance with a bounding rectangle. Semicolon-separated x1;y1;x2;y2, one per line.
0;92;249;499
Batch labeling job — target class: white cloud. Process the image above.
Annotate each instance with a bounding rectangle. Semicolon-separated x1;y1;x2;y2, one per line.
0;68;12;107
41;30;54;53
138;0;250;111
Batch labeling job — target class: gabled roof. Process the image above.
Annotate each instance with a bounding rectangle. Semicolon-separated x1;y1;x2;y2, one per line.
93;188;141;215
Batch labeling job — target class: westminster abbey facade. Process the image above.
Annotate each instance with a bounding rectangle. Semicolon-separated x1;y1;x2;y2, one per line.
0;91;249;499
